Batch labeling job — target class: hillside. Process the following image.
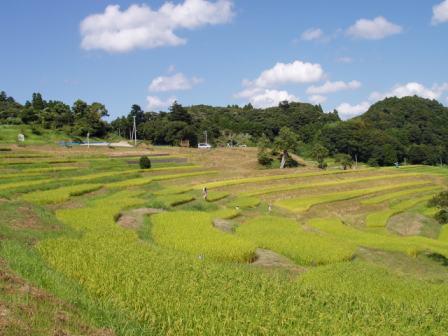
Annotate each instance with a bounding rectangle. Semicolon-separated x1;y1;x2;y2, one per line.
320;96;448;166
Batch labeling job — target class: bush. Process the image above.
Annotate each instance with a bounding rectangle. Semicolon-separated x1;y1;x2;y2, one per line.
318;161;328;169
428;191;448;224
257;150;273;166
284;156;299;168
139;156;151;169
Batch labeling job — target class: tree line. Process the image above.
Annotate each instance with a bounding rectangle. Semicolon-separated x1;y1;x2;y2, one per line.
2;90;448;167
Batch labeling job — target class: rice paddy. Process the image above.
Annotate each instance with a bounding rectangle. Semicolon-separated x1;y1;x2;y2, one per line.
2;147;448;335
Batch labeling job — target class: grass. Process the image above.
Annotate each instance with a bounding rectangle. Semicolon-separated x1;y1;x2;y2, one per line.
275;182;431;213
236;216;356;265
20;184;103;205
151;211;256;262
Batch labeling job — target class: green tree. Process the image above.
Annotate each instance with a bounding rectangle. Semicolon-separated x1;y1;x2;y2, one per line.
168;101;191;124
334;153;353;170
311;144;329;169
273;127;300;169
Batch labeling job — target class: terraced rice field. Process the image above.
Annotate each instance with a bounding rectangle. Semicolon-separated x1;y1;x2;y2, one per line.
2;147;448;335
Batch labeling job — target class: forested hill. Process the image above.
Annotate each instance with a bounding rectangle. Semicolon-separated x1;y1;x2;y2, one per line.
2;89;448;166
320;96;448;166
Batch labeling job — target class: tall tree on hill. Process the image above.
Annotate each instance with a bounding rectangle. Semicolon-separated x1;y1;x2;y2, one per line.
274;127;300;169
168;101;191;124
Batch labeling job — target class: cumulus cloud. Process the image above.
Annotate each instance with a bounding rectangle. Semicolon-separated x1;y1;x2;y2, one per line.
308;95;327;105
336;101;371;120
370;82;448;101
149;73;202;92
246;89;298;108
301;28;323;41
146;96;176;111
80;0;234;52
432;0;448;25
248;60;325;88
347;16;402;40
306;80;361;95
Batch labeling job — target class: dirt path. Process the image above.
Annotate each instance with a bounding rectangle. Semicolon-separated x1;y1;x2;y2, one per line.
117;208;164;230
212;218;234;233
252;248;305;274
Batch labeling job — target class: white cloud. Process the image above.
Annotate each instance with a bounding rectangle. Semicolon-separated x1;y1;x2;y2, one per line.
149;73;202;92
301;28;323;41
248;60;325;88
309;95;327;105
347;16;402;40
80;0;234;52
146;96;176;111
432;0;448;25
247;89;297;108
306;80;361;95
336;101;371;120
370;82;448;101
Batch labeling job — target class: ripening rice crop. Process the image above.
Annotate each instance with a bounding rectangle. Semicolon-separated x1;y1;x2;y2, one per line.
155;194;195;207
36;189;448;334
227;196;260;208
192;168;374;190
209;208;240;219
309;218;448;258
151;171;217;181
236;216;356;265
361;185;441;205
244;173;425;197
275;182;429;213
0;179;53;191
21;184;103;204
151;211;256;262
152;186;193;196
365;194;435;227
105;171;216;189
206;191;229;202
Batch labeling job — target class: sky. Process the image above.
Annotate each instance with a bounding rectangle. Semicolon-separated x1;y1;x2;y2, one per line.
0;0;447;120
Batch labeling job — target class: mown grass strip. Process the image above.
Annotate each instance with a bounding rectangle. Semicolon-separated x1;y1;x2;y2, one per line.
243;173;425;197
21;184;103;205
237;216;356;265
275;182;429;213
151;211;256;262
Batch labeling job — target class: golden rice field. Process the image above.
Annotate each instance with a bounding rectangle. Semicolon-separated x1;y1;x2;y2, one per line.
1;146;448;335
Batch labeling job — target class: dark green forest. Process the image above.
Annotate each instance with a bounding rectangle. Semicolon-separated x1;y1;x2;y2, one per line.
1;90;448;166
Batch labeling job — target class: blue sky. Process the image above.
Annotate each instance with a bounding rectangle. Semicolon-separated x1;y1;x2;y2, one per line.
1;0;447;120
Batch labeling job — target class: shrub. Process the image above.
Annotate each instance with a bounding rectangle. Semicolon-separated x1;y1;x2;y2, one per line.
284;156;299;168
428;191;448;224
139;156;151;169
257;150;273;166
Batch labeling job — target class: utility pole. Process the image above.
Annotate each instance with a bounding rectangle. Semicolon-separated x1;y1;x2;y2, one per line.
204;130;208;144
132;116;137;146
87;132;90;149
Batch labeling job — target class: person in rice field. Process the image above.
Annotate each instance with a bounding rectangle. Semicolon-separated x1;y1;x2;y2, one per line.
202;186;208;200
